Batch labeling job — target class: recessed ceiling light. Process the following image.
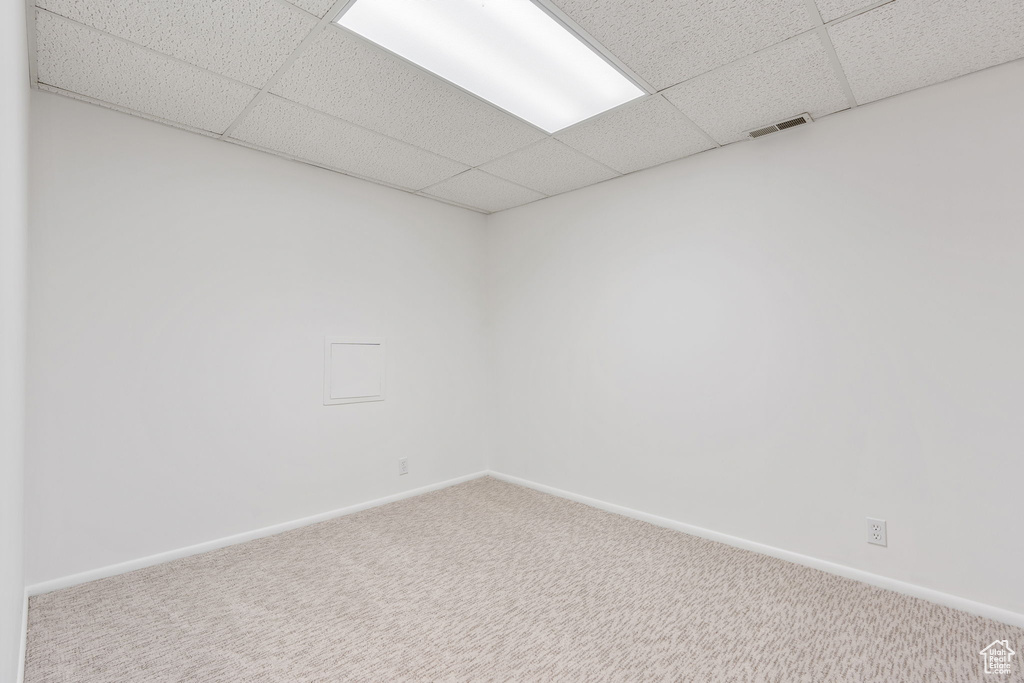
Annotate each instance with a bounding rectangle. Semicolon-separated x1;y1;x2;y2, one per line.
335;0;645;134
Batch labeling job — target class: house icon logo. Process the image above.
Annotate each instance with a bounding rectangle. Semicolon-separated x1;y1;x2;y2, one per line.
980;640;1015;675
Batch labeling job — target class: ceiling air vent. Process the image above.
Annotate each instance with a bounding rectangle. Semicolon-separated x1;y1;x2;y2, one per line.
747;113;813;139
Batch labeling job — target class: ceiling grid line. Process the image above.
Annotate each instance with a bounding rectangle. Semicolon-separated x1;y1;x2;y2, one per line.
816;24;859;108
231;91;473;170
439;167;556;200
469;137;623;183
33;7;260;92
227;135;440;193
421;168;549;213
36;82;220;137
412;191;494;214
218;0;357;139
268;0;320;21
654;25;822;95
823;0;894;26
553;94;717;175
531;0;659;95
234;132;483;208
643;0;892;99
328;23;553;138
651;94;722;150
803;0;860;109
536;90;646;139
268;24;548;167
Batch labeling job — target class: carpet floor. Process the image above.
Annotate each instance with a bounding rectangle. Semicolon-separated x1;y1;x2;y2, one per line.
26;477;1024;682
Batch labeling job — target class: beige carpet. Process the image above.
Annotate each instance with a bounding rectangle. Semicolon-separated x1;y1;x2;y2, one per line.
26;477;1024;682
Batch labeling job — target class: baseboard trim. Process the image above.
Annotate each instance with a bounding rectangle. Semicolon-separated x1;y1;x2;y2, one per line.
486;470;1024;629
24;468;1024;629
25;471;488;597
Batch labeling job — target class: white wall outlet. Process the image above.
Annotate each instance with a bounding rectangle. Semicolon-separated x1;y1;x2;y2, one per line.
867;518;887;546
398;458;408;476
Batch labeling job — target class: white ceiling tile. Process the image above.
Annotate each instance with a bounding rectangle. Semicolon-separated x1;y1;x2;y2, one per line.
422;170;545;213
35;0;316;88
548;0;815;90
829;0;1024;105
230;95;468;190
37;83;221;138
814;0;875;23
285;0;335;19
555;95;715;174
663;32;850;145
480;140;619;196
35;10;257;133
271;28;548;167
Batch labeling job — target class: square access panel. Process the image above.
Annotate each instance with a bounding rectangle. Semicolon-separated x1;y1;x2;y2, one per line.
323;337;386;405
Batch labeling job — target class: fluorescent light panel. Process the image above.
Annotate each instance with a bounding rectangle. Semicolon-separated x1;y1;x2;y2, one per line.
336;0;645;133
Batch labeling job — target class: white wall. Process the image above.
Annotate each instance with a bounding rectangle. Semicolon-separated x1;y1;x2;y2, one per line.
26;92;488;585
25;55;1024;621
1;0;29;677
487;60;1024;614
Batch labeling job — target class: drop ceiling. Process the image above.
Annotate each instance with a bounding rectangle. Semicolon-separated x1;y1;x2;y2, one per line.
29;0;1024;214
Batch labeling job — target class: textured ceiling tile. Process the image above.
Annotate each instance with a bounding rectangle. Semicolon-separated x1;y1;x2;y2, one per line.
830;0;1024;105
35;0;316;87
555;96;715;174
271;28;547;167
37;83;220;137
480;140;620;196
663;32;850;145
814;0;875;22
285;0;335;19
230;95;468;190
35;10;257;133
422;170;545;213
549;0;814;89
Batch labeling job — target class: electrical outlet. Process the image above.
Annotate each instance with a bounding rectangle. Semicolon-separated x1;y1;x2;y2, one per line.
867;518;887;546
398;458;408;476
